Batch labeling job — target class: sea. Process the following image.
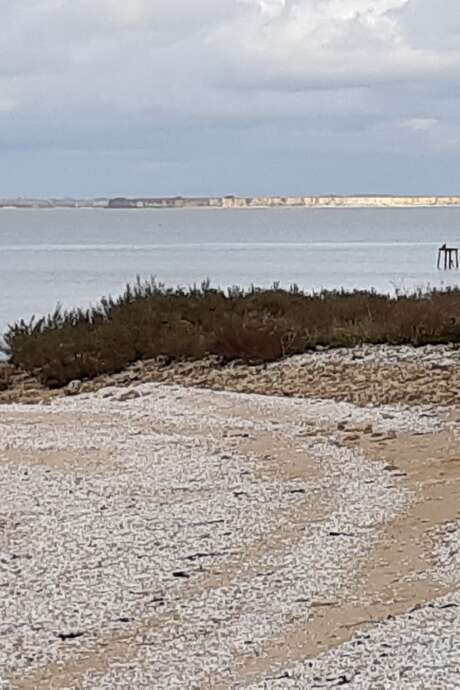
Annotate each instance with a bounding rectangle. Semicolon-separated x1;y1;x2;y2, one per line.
1;206;459;337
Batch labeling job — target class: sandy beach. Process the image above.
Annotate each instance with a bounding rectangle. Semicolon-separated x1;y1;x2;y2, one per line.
0;346;459;688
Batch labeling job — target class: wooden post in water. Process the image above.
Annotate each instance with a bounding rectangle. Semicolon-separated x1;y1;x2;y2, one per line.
437;244;459;270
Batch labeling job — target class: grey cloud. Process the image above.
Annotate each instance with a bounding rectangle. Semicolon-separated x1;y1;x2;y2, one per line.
1;0;460;195
395;0;460;50
210;0;460;92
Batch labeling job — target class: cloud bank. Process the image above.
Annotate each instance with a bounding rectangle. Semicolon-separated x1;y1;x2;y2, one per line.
1;0;460;195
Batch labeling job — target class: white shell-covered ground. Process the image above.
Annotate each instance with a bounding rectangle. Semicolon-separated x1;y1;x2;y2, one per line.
0;383;458;689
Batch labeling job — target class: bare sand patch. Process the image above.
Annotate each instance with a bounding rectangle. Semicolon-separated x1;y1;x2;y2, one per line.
0;379;457;689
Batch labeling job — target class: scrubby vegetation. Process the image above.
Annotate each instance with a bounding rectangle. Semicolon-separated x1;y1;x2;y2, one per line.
2;278;460;388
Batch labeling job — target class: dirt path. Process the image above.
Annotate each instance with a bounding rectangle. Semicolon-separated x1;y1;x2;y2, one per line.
223;424;460;687
0;383;458;689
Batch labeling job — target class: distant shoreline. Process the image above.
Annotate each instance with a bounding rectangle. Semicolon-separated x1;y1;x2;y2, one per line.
2;195;460;210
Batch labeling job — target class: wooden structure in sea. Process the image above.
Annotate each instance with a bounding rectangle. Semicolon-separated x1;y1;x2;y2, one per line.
437;244;459;270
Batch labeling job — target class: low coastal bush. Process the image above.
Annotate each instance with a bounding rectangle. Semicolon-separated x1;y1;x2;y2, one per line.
2;278;460;387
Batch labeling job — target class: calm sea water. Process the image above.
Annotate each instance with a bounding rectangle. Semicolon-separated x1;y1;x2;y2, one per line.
1;207;459;335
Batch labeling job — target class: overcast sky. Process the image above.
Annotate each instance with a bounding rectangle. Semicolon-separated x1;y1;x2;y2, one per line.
1;0;460;197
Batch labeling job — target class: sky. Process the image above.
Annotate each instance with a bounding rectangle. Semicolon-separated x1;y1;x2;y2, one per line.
1;0;460;197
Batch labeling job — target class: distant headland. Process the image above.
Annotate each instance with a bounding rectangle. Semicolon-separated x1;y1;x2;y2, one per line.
2;195;460;209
